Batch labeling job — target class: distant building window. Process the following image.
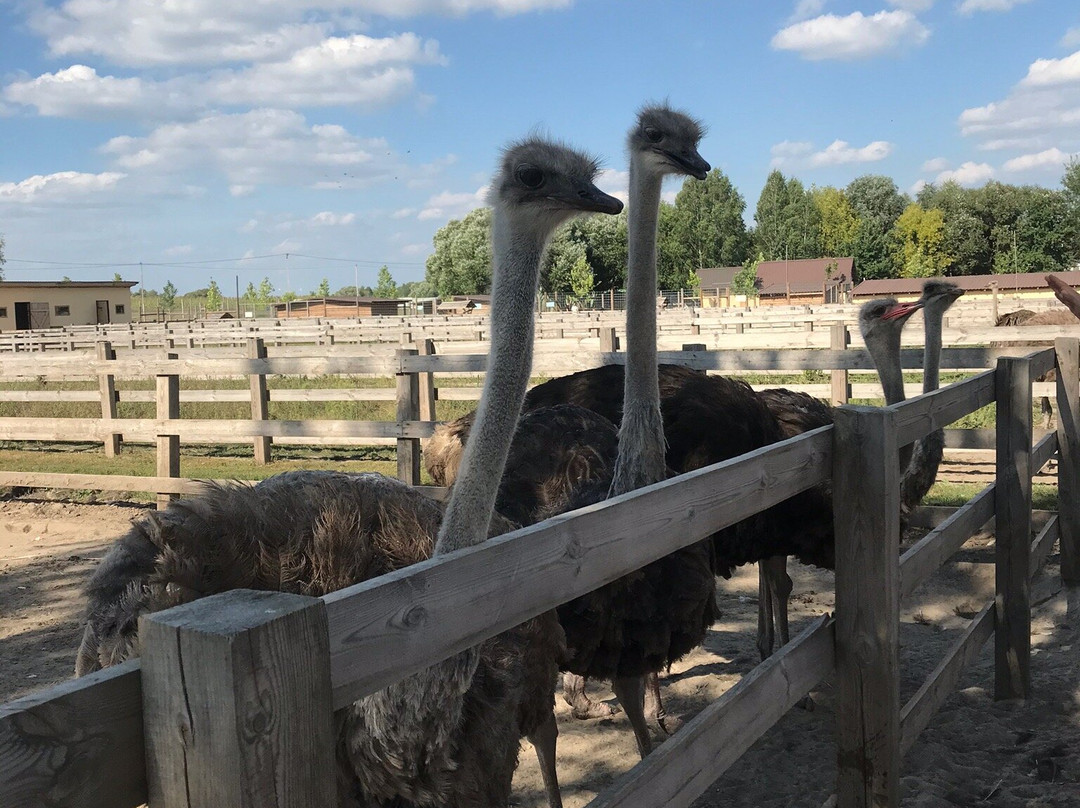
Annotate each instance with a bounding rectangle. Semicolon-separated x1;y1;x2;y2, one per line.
0;308;7;318
55;305;71;316
115;304;125;314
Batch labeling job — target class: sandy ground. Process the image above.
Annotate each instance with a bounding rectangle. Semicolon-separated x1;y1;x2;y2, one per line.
1;498;1077;807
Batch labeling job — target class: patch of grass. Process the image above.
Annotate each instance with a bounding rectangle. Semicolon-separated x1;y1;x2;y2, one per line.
924;480;1058;511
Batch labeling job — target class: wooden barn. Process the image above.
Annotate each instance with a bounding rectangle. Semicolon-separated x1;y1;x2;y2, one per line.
272;296;408;318
853;270;1080;304
698;258;853;307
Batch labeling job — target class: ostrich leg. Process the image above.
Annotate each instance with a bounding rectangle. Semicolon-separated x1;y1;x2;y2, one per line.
612;675;652;757
562;672;618;719
643;671;683;734
528;713;564;808
756;555;791;661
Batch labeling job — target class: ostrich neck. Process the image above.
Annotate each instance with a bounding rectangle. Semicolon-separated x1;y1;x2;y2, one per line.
869;331;907;407
435;212;541;555
923;311;942;394
611;160;666;495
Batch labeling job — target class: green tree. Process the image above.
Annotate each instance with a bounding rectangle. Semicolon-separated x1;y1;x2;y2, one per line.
244;281;257;302
112;272;123;282
375;266;398;297
753;171;821;260
568;253;594;303
917;181;988;276
891;204;952;278
257;277;275;305
544;238;588;296
316;277;331;297
846;175;908;280
425;208;493;296
812;187;859;257
206;279;223;311
732;252;762;296
670;168;752;272
160;281;177;310
398;280;438;298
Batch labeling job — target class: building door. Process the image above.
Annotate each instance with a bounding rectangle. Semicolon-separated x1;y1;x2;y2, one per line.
96;300;110;324
29;302;50;329
14;302;31;330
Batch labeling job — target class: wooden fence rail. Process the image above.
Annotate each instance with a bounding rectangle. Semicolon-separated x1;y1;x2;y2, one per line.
1;344;1075;808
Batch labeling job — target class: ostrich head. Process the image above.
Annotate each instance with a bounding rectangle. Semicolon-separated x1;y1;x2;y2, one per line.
919;279;964;316
629;103;710;180
858;296;923;343
489;137;623;237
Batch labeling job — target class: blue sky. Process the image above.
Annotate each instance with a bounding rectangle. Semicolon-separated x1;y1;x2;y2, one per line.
1;0;1078;295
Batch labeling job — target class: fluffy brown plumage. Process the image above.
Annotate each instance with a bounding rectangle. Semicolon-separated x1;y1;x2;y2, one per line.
77;471;564;807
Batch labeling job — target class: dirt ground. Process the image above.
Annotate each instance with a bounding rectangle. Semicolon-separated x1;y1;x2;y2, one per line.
1;498;1077;807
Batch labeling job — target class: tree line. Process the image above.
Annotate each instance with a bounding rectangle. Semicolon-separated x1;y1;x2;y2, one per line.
424;162;1080;297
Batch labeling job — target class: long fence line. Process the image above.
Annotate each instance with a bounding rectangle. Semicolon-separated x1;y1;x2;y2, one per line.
0;325;1075;500
0;342;1075;808
0;295;1070;353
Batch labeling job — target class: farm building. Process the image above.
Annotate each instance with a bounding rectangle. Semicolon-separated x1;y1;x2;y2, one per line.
0;279;136;330
852;271;1080;304
698;257;853;307
271;296;409;318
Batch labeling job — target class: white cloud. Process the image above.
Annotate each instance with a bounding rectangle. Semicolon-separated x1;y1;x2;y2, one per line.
921;157;950;172
597;168;630;203
888;0;934;10
0;170;126;204
100;109;401;192
1002;147;1074;172
958;0;1033;14
769;140;813;167
808;139;893;166
310;211;356;226
400;243;427;255
392;208;418;219
30;0;569;67
1063;28;1080;49
1020;50;1080;89
240;219;259;233
771;11;929;61
910;179;928;195
3;34;445;119
416;186;488;220
788;0;826;24
935;161;995;186
163;245;193;256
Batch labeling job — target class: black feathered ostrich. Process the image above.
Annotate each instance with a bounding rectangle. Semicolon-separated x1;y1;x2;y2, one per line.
74;138;624;808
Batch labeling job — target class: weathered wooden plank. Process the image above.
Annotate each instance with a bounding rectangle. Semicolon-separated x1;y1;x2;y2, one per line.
323;427;832;708
155;367;180;510
893;369;996;448
832;406;900;808
0;355;398;379
830;324;850;405
1030;514;1060;580
0;471;227;494
1030;430;1058;475
140;590;335;808
249;337;272;464
587;616;834;808
995;355;1032;700
1027;347;1056;380
396;348;421;485
0;417;436;441
0;661;145;808
899;483;996;600
899;602;994;754
96;341;121;457
416;338;437;422
1055;338;1080;589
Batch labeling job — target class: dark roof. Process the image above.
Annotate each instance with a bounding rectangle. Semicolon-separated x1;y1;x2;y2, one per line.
0;280;138;289
756;258;852;297
696;267;740;290
852;270;1080;298
272;296;408;307
452;294;492;304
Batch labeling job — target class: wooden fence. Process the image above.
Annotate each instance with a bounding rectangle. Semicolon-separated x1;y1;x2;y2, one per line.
0;340;1077;808
0;325;1075;498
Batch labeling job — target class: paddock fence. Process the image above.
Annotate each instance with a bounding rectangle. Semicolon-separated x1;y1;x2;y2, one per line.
0;340;1077;808
1;323;1078;498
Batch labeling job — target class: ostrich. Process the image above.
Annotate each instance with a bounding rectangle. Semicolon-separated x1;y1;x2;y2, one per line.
74;137;623;808
429;105;716;756
756;281;963;658
994;274;1080;429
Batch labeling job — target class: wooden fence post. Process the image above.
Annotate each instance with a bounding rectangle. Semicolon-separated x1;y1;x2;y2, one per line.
1055;338;1080;607
156;354;180;510
416;338;437;423
831;324;851;406
97;341;122;457
832;405;901;808
140;589;335;808
248;338;271;465
600;327;618;353
396;348;421;485
995;355;1032;700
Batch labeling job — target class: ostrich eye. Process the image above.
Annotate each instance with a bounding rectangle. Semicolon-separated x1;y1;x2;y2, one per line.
643;126;663;143
516;165;544;189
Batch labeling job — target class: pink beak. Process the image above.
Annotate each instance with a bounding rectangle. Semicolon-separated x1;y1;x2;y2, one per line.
881;301;923;321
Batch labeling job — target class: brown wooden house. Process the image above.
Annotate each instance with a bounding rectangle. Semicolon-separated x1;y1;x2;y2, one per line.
272;296;408;318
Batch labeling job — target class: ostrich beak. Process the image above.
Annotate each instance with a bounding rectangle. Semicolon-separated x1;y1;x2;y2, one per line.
664;149;710;180
882;301;923;321
570;182;624;215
